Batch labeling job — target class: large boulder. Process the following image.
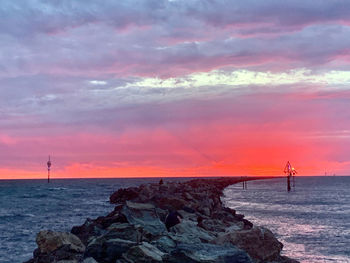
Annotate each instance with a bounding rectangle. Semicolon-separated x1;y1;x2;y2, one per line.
105;223;139;242
36;230;85;254
23;231;86;263
169;219;215;244
82;258;98;263
164;243;253;263
71;205;127;245
110;187;139;204
84;236;137;263
26;245;85;263
123;242;165;262
213;226;283;262
121;201;167;239
151;236;177;253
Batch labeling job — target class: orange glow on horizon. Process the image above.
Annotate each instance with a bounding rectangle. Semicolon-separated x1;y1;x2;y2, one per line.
2;127;350;179
1;159;349;180
2;91;350;179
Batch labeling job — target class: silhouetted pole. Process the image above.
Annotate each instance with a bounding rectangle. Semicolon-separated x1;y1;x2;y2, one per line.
284;161;297;192
242;177;247;189
287;173;291;192
47;156;51;183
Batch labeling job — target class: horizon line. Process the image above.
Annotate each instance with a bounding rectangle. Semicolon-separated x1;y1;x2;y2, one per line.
1;174;348;181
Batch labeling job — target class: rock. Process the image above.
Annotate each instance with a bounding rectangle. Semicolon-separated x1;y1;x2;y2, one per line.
235;214;244;220
71;206;127;245
36;230;85;254
279;256;300;263
198;207;211;217
164;243;253;263
151;236;177;253
155;197;187;211
105;223;139;242
27;244;84;263
82;258;98;263
182;206;196;213
199;218;242;233
170;219;215;244
123;242;165;262
183;192;194;201
242;219;253;229
213;226;283;262
121;201;167;239
126;201;155;210
71;219;103;245
85;237;136;263
110;187;139;203
223;207;236;216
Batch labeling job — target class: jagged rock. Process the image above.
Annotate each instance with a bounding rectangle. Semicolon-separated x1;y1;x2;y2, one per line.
82;258;98;263
151;236;177;253
36;230;85;254
242;219;253;229
213;226;283;262
105;223;139;242
71;219;103;245
170;219;216;244
123;242;165;262
27;244;84;263
279;256;300;263
110;187;140;203
154;196;187;211
71;206;127;245
121;201;167;239
164;243;253;263
85;237;136;263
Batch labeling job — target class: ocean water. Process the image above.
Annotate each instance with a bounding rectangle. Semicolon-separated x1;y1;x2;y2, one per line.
1;177;349;263
223;176;350;263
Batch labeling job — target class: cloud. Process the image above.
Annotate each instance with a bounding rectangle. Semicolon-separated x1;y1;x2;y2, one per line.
2;0;350;37
89;80;107;85
1;1;350;79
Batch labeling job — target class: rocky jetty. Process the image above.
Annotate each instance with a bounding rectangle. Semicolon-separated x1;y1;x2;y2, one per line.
25;177;299;263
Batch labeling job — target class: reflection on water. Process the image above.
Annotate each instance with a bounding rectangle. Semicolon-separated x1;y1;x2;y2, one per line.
223;177;350;263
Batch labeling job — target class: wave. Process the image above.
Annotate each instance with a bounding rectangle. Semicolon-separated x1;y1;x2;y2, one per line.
48;187;68;191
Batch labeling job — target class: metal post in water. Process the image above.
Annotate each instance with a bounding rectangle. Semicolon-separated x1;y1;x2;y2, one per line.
47;156;52;183
287;173;291;192
242;178;247;190
284;161;297;192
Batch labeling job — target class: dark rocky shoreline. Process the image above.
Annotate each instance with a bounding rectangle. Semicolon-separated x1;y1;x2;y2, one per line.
25;177;299;263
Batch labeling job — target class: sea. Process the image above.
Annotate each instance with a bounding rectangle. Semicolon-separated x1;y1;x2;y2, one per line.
0;176;349;263
223;176;350;263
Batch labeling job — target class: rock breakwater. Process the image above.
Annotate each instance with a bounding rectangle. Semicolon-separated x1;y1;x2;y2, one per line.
25;177;299;263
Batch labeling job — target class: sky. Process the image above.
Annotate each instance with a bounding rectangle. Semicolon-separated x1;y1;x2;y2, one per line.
1;0;350;179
